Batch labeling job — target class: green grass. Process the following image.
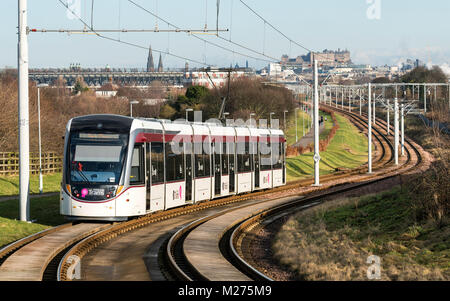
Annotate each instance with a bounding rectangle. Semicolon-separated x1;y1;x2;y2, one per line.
319;111;333;141
286;113;368;182
0;173;62;196
285;110;333;146
0;195;64;247
273;187;449;280
285;110;312;146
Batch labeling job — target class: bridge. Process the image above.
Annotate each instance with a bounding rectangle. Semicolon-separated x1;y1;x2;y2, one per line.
29;70;186;86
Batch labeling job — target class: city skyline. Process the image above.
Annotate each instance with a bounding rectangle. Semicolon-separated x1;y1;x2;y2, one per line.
1;1;449;72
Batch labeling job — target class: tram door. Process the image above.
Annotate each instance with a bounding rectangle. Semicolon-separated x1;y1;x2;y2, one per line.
214;142;221;195
254;142;260;188
146;143;151;211
229;142;235;193
185;142;193;202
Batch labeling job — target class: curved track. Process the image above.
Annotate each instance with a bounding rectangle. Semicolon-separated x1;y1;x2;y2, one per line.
57;108;394;281
0;223;110;281
0;106;429;281
159;106;429;281
224;106;429;281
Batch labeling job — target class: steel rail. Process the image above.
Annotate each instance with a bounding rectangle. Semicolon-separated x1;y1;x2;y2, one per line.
56;108;411;281
227;107;425;281
163;108;422;281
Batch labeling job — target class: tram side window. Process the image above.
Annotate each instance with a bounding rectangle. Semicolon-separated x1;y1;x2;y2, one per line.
166;142;185;182
194;142;211;178
272;141;283;169
228;141;235;171
151;142;164;185
213;142;222;174
250;141;257;156
130;144;144;185
222;142;229;175
237;141;251;173
260;139;272;171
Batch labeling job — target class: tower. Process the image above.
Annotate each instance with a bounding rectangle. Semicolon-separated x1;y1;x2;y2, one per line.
157;53;163;72
147;46;154;72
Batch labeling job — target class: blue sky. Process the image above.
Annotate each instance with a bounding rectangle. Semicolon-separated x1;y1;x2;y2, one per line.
1;0;449;70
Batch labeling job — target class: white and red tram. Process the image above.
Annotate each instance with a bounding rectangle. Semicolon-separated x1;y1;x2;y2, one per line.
60;114;286;221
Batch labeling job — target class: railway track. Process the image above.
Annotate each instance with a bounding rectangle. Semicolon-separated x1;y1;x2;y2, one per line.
0;223;111;281
70;105;425;281
0;106;428;281
162;106;429;281
59;107;398;281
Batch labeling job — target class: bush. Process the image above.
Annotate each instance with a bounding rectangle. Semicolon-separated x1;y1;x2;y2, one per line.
410;153;449;228
200;77;295;121
409;100;450;227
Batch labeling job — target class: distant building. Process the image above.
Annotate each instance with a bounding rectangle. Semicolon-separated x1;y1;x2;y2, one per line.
280;49;352;70
310;49;351;65
269;63;282;77
401;59;416;71
329;67;354;74
185;68;247;89
147;46;154;72
415;59;425;68
95;83;119;98
143;98;167;105
157;54;163;72
390;66;399;73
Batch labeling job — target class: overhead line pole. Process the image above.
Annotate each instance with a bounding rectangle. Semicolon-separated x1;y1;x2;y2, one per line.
329;87;332;106
373;93;376;125
401;104;405;157
37;86;43;194
359;88;362;115
387;99;390;135
394;98;399;165
336;87;338;108
349;88;352;112
295;108;298;142
18;0;30;222
424;85;427;113
313;60;320;186
368;83;373;174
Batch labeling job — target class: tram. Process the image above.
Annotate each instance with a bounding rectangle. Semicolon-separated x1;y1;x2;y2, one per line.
60;114;286;221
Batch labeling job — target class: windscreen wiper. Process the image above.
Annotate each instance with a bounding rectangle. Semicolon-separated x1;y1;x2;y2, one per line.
72;163;92;185
76;170;92;185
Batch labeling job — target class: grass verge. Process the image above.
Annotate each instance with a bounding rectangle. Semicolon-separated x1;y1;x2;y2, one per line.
0;195;64;248
273;186;449;280
319;111;334;141
286;113;368;182
0;173;62;196
285;110;311;146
